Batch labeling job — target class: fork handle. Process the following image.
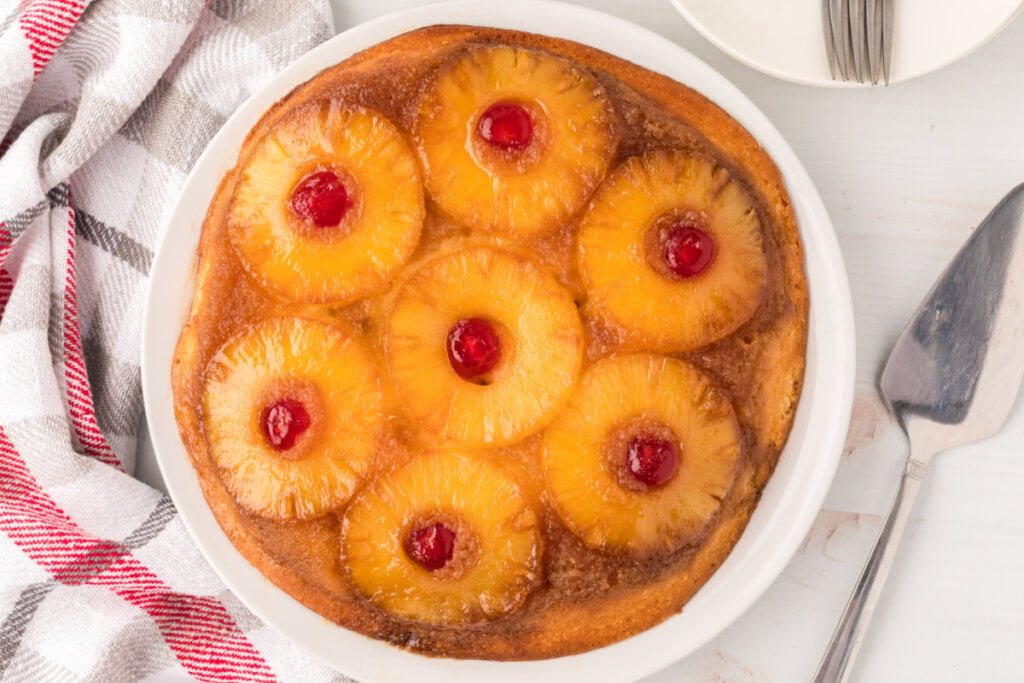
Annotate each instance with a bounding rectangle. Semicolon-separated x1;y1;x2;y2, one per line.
812;457;927;683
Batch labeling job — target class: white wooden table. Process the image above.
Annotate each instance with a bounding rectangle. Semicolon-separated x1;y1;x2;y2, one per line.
138;1;1024;680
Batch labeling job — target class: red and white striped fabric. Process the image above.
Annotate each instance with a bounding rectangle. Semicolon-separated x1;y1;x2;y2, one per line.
0;1;350;679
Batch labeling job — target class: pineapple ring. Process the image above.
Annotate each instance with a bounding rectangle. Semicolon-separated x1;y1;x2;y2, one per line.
579;150;768;351
542;354;742;556
202;317;383;520
384;247;584;446
414;45;617;234
341;450;541;626
227;99;424;303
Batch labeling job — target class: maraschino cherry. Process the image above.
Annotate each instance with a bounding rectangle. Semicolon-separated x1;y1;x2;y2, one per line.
477;103;534;150
662;222;716;279
405;522;457;571
289;170;352;227
260;399;311;451
626;435;680;487
447;318;502;381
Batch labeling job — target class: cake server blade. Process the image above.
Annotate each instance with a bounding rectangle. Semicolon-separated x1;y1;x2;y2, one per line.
813;183;1024;683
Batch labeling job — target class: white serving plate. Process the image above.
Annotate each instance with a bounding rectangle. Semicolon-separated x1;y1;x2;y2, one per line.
141;2;855;681
670;0;1024;87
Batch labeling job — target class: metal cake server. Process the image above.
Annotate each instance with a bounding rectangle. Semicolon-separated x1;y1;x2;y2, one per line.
814;184;1024;683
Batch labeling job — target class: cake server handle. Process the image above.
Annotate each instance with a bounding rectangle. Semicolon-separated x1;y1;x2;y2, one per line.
811;453;927;683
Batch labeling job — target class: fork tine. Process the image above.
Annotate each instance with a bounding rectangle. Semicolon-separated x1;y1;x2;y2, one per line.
840;0;855;81
882;0;895;84
866;0;881;84
823;0;838;79
849;0;867;83
830;0;849;80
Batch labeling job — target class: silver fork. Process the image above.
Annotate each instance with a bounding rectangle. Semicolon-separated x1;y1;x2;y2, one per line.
823;0;894;84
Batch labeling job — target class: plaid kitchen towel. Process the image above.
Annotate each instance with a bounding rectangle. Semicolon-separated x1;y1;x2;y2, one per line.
0;0;353;679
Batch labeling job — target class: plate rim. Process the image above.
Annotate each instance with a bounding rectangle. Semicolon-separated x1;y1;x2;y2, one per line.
140;2;856;681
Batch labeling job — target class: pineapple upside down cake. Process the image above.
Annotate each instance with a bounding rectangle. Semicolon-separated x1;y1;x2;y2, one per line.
172;25;808;659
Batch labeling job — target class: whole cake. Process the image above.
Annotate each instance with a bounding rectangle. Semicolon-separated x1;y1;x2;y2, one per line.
171;25;808;660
